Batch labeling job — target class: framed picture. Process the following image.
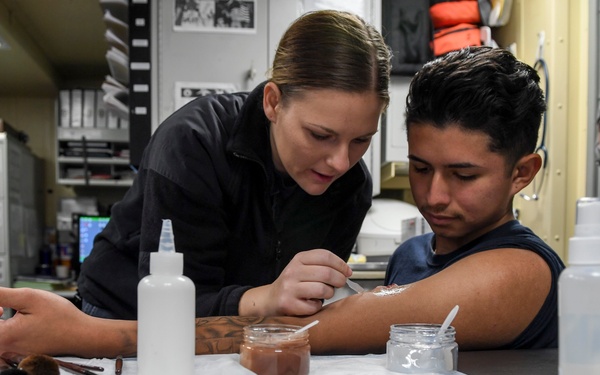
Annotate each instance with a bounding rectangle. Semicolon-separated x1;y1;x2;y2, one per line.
174;0;256;34
174;81;238;111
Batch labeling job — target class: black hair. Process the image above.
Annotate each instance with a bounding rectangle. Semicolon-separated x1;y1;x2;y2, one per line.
405;46;546;169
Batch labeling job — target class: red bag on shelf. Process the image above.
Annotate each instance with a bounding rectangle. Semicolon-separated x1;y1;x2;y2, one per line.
430;0;482;29
432;23;482;57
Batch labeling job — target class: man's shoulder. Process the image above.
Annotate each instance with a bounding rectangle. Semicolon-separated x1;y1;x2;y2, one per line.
388;233;435;263
479;221;553;252
463;220;565;272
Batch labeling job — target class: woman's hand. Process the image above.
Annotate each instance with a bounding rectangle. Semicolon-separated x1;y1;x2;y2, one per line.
239;249;352;316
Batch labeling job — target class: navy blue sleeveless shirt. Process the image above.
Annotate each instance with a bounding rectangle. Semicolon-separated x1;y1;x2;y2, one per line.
384;220;565;349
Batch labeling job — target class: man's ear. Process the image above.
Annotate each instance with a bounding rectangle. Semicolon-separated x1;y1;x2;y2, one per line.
263;82;281;123
511;153;543;195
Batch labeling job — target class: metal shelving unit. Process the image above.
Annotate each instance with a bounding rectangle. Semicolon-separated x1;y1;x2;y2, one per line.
56;128;134;187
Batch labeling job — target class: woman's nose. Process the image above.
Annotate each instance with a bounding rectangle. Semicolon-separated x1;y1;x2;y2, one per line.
326;145;350;172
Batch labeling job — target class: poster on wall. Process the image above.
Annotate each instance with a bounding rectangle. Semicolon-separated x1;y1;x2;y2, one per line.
174;82;238;112
174;0;256;33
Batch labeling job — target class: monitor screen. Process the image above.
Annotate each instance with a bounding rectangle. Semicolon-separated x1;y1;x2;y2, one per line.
78;215;110;263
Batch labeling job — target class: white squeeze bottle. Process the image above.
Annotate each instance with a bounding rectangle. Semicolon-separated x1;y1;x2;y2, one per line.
137;219;195;375
559;197;600;374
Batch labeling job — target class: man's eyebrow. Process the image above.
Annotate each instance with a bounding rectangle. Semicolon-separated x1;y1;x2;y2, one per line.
408;154;482;169
408;154;429;164
446;162;481;169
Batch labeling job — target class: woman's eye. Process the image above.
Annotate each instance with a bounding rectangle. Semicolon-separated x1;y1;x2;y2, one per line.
413;166;429;174
311;132;329;141
353;137;371;145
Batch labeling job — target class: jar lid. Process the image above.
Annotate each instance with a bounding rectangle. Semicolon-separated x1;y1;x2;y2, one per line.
243;324;309;346
389;323;456;345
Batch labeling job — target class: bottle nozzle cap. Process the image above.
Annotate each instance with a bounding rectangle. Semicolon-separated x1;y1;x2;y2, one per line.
159;219;175;253
576;197;600;224
150;219;184;275
569;197;600;265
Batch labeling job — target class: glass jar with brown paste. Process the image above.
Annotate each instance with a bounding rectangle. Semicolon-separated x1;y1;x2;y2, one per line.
239;324;310;375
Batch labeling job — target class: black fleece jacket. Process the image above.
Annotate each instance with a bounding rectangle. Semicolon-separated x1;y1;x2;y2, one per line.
77;83;373;319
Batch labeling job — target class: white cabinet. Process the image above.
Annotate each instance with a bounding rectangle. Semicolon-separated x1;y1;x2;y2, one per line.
56;127;134;187
382;76;411;165
0;130;43;292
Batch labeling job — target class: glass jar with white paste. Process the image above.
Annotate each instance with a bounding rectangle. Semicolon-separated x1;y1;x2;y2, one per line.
386;323;458;374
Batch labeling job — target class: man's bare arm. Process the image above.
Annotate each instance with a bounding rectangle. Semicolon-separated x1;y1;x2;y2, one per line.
301;248;552;354
0;248;552;357
192;249;552;355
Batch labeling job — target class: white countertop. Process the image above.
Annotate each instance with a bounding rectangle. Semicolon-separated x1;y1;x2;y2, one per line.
57;353;466;375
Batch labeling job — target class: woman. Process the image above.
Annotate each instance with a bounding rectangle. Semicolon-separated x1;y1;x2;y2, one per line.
76;9;392;320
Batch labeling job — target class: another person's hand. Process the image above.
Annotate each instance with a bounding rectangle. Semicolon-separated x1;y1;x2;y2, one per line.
1;287;139;358
0;287;92;356
239;249;352;316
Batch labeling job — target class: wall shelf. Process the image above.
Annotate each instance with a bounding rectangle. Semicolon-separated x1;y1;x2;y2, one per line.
380;161;410;190
57;128;128;142
56;178;134;187
56;127;133;187
57;156;131;165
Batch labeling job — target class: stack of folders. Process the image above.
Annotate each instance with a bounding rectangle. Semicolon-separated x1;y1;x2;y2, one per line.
101;0;129;127
59;88;126;129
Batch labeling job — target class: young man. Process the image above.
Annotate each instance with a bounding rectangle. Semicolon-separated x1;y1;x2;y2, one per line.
0;46;564;357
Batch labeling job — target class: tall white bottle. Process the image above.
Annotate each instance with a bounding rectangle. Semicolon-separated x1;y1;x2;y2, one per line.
137;219;195;375
559;197;600;374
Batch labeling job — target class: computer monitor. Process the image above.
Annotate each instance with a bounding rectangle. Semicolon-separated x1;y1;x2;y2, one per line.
77;215;110;264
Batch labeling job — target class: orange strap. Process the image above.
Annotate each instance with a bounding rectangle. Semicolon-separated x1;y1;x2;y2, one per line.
432;23;482;56
430;1;481;29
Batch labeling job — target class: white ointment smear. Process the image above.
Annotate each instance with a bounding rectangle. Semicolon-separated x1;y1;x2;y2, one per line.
372;284;411;296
